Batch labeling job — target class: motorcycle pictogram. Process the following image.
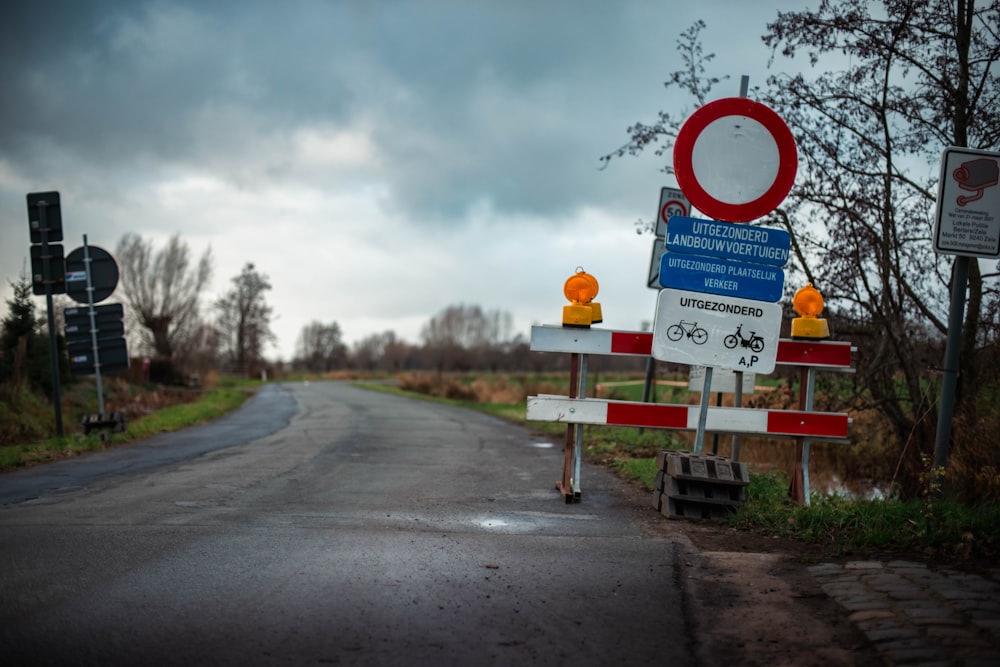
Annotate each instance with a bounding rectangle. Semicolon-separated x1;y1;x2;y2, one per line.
723;324;764;353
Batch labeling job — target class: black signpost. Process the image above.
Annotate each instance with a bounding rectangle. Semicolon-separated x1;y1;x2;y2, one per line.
26;191;65;436
62;236;129;434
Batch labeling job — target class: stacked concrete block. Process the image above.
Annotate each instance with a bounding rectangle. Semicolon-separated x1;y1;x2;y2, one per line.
652;449;750;519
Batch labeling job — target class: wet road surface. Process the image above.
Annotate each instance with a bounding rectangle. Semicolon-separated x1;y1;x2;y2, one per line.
0;382;696;666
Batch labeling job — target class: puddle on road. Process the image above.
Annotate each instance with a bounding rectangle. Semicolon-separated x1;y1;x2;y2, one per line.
472;510;598;532
528;442;555;449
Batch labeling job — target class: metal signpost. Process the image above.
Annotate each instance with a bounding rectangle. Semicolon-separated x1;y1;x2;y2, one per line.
26;192;66;436
931;147;1000;484
653;93;797;455
644;187;691;414
63;236;128;430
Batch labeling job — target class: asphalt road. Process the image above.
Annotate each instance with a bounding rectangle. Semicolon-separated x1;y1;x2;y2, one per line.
0;382;698;666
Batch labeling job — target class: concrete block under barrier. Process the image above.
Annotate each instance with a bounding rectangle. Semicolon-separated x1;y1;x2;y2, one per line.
654;450;750;520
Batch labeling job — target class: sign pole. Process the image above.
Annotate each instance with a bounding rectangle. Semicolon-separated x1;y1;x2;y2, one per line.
38;203;64;437
558;353;580;502
931;255;970;492
732;372;744;461
692;366;712;455
82;234;107;418
928;146;1000;494
573;354;588;497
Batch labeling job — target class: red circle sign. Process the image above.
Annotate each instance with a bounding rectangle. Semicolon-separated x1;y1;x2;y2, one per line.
673;97;797;222
660;199;687;224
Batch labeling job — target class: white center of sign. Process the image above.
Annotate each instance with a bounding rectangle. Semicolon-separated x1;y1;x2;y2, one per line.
690;116;780;205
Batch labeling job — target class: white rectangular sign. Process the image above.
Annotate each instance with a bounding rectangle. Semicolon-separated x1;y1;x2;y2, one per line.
688;366;755;394
656;187;689;238
934;146;1000;258
652;288;782;373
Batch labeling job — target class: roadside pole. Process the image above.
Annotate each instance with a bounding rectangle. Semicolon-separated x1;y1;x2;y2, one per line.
929;147;1000;494
931;255;970;491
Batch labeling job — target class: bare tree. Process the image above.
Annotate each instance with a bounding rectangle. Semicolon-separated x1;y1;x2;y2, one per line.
215;263;275;375
602;1;1000;496
295;320;347;372
352;330;415;371
116;233;213;364
760;0;1000;495
420;304;514;371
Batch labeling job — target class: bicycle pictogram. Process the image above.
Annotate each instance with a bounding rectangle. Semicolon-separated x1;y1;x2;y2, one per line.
723;324;764;353
666;320;708;345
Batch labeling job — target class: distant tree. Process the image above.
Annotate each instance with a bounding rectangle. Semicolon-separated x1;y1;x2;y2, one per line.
295;321;348;372
0;272;68;395
420;304;514;371
352;330;414;371
1;273;39;388
215;263;275;375
116;233;213;364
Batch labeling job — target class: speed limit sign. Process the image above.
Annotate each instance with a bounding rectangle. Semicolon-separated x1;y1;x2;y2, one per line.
655;187;689;237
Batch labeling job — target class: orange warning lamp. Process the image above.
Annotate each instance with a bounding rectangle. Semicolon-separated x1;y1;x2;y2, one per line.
562;267;603;327
791;282;830;339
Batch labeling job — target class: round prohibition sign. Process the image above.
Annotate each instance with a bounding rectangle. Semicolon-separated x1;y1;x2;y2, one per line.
660;199;688;225
673;97;797;222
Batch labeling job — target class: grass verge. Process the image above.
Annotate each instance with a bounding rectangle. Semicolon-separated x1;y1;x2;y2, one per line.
0;384;254;471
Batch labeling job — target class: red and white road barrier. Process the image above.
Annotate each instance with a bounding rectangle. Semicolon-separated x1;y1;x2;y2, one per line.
527;396;850;440
528;325;853;443
528;324;855;503
529;325;854;370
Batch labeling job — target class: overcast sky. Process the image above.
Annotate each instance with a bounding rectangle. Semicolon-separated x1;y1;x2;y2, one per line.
1;0;807;360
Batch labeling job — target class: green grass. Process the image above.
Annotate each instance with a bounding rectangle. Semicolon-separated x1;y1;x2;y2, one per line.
0;384;254;471
730;472;1000;559
119;388;250;441
611;457;660;485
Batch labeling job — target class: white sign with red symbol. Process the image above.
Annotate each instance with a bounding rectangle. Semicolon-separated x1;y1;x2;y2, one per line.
673;97;798;223
934;146;1000;258
655;186;689;237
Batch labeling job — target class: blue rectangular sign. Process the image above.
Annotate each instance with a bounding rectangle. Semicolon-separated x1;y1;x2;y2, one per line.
659;250;785;302
665;216;791;267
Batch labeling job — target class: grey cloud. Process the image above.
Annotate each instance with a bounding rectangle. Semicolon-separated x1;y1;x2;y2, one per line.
2;1;680;224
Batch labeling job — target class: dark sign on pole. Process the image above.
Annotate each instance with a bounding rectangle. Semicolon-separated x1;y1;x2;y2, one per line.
64;303;124;330
30;244;67;295
64;319;125;344
27;191;63;243
68;337;130;377
65;245;119;304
